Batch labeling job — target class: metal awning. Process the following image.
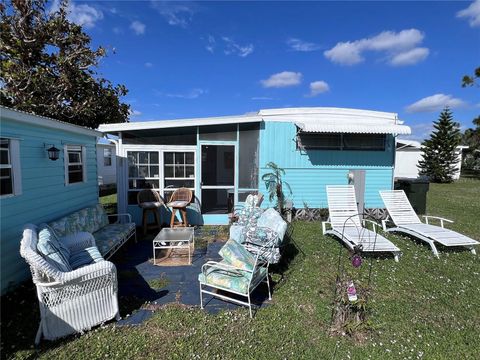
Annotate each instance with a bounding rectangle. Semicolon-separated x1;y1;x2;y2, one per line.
296;120;411;135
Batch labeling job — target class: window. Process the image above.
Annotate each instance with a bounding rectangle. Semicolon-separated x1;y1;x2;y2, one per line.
297;132;386;151
0;138;22;197
65;145;86;184
126;150;196;205
104;148;112;166
163;151;195;200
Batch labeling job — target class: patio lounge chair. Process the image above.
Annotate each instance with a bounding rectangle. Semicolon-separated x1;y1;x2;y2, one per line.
380;190;478;258
199;239;273;318
323;185;401;262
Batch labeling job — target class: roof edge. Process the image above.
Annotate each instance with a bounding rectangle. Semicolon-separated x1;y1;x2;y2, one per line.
0;106;102;137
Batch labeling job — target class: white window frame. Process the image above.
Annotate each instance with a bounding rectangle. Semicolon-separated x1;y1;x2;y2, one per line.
163;150;196;200
64;145;87;185
104;147;113;167
123;145;196;205
0;138;22;198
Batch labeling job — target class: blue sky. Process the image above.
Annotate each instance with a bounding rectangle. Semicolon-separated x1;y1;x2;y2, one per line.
57;0;479;140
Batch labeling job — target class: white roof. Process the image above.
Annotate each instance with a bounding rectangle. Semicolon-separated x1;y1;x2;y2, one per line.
98;107;411;135
1;106;102;137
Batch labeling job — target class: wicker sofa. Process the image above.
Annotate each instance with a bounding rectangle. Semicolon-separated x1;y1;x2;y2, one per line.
47;204;136;258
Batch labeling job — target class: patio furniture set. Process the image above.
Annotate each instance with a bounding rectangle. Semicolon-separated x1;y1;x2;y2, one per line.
19;186;477;345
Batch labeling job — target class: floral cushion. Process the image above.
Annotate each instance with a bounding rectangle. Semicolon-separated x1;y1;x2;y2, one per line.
198;261;266;294
244;194;260;208
236;207;263;227
48;205;109;237
244;226;280;246
229;225;245;243
69;246;104;270
256;208;287;243
93;223;135;255
37;224;72;272
218;239;255;271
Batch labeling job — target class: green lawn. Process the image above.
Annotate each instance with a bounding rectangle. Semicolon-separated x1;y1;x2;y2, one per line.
4;180;480;359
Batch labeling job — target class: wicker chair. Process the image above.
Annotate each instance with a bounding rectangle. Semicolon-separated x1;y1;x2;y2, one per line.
137;189;163;235
20;225;119;344
166;188;192;227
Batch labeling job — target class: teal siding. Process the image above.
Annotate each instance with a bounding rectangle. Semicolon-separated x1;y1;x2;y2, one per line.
259;121;394;208
0;117;98;294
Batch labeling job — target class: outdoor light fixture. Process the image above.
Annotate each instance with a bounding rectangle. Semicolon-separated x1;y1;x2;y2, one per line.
46;144;60;161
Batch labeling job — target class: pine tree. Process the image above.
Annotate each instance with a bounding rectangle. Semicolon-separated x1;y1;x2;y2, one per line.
418;107;461;183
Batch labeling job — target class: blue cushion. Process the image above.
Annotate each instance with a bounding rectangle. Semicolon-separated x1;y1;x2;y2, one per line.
69;246;104;270
37;224;72;272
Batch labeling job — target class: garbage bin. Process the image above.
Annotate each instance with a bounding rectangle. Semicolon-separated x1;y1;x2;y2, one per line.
394;178;430;214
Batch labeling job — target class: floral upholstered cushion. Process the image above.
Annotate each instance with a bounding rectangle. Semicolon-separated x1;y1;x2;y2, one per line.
37;224;72;272
198;261;266;294
244;226;280;246
218;239;255;271
236;207;263;227
256;208;287;244
48;205;109;237
229;225;245;243
93;223;135;256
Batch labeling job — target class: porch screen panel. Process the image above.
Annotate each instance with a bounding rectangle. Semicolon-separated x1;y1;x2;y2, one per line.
238;123;260;189
127;151;160;205
199;124;237;141
123;127;197;145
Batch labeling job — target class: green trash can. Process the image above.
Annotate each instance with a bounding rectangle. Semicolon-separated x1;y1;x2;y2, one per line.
394;178;430;214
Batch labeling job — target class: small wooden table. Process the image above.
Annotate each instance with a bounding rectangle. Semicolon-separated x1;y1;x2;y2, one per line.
153;228;195;265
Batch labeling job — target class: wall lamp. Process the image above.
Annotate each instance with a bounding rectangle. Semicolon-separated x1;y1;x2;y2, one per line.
45;144;60;161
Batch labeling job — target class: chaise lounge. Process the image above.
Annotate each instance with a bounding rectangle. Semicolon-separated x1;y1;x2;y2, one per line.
380;190;478;257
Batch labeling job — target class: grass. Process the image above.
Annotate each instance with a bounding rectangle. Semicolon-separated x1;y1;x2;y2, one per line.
2;179;480;359
99;193;117;214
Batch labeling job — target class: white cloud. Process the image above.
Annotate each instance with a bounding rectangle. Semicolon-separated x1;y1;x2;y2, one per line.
406;94;467;113
144;62;153;68
150;1;195;28
307;81;330;97
286;38;321;52
205;35;216;53
130;21;146;35
112;27;123;34
457;0;480;27
51;0;103;28
324;29;429;66
222;37;254;57
129;109;142;117
261;71;302;88
251;96;274;100
158;88;207;99
389;47;430;66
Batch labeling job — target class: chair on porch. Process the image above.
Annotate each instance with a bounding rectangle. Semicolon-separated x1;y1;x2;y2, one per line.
167;188;193;227
137;189;163;235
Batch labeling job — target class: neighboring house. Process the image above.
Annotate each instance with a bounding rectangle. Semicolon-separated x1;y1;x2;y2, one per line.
97;139;116;186
0;106;101;294
395;138;467;180
99;107;411;225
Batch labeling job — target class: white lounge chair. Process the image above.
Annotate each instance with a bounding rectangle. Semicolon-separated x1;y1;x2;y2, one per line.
322;185;401;262
379;190;478;258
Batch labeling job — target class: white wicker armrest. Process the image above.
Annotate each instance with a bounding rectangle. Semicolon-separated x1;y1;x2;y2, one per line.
423;215;453;228
59;260;116;284
322;221;332;235
108;213;133;224
362;219;379;233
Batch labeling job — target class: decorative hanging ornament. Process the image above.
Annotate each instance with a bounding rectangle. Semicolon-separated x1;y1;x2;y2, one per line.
352;254;362;268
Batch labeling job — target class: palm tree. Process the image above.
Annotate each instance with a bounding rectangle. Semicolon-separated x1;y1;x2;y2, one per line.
261;162;291;214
